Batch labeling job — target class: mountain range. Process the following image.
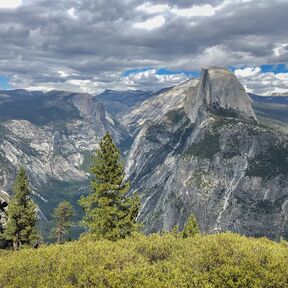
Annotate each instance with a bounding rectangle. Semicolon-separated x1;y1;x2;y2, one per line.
0;67;287;240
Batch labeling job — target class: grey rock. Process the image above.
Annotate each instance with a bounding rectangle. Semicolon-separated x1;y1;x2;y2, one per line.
0;90;131;220
186;67;257;123
125;67;288;240
120;79;199;132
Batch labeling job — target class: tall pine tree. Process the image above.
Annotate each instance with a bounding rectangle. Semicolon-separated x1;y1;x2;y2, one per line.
4;168;38;249
182;214;200;238
52;200;74;243
79;132;140;241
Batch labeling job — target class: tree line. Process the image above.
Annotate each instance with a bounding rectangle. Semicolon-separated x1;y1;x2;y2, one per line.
0;132;199;250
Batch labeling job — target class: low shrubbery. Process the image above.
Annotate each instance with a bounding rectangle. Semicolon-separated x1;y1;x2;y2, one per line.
0;232;287;287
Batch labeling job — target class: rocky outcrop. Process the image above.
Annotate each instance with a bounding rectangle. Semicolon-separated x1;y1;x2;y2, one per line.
120;79;199;131
185;67;257;123
125;67;288;240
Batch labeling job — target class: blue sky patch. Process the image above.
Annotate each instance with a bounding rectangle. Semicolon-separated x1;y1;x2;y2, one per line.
123;68;152;76
260;64;288;73
157;68;200;77
230;63;288;74
123;67;200;77
0;76;10;90
124;64;288;79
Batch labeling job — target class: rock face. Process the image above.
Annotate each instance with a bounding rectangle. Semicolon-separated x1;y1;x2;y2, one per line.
0;90;130;219
120;79;199;131
125;67;288;240
185;67;257;123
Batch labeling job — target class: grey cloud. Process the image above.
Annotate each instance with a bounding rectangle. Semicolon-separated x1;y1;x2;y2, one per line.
0;0;287;93
151;0;223;8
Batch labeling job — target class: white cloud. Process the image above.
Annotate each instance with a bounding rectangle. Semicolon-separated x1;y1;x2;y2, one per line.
136;2;216;18
171;4;215;17
234;67;261;78
136;2;169;14
273;43;288;58
67;7;78;19
58;70;70;78
133;15;165;30
189;45;235;68
17;69;189;94
120;69;189;90
234;66;288;95
0;0;22;9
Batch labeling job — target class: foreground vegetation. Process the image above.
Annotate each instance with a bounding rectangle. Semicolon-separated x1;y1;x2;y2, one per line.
0;132;140;247
1;133;288;287
0;232;287;287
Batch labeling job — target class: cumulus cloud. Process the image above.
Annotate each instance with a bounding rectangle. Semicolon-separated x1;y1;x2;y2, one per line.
171;4;216;17
234;67;261;78
0;0;22;9
136;2;169;14
67;7;78;19
15;68;189;94
121;69;189;90
0;0;287;93
234;66;288;95
133;15;166;30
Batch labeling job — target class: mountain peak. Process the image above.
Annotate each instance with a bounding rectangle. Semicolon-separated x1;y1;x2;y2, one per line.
185;67;257;122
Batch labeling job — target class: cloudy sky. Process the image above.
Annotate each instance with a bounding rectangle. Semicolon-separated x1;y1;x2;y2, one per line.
0;0;287;95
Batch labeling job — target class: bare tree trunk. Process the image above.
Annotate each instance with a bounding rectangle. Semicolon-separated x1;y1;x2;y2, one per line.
57;230;62;243
13;239;19;251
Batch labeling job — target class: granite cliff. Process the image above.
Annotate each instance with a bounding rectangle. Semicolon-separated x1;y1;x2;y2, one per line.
0;90;130;220
1;68;288;241
125;67;288;240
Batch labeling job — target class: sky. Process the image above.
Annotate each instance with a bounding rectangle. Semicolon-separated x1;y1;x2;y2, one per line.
0;0;287;95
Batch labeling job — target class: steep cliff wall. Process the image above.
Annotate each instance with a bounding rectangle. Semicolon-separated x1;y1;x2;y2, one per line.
125;67;288;240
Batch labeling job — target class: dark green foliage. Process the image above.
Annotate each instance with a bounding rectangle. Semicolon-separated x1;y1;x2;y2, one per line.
182;214;200;238
223;134;242;159
209;105;240;119
4;168;38;249
168;215;200;239
79;132;140;241
165;109;186;124
255;200;274;214
52;201;74;243
36;178;87;242
185;132;220;159
246;142;288;180
1;233;288;287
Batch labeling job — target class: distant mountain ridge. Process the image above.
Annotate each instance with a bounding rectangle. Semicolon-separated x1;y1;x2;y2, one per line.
1;68;288;241
95;89;154;118
271;92;288;97
0;90;131;225
249;93;288;125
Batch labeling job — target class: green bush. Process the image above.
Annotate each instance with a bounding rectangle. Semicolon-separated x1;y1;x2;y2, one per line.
246;142;288;180
185;132;220;159
0;233;288;287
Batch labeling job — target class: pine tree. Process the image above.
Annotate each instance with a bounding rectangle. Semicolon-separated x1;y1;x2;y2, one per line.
4;168;38;249
182;214;200;238
52;201;74;243
79;132;140;241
